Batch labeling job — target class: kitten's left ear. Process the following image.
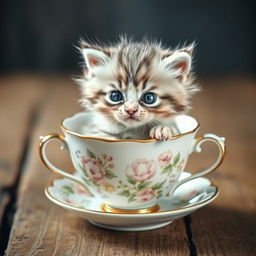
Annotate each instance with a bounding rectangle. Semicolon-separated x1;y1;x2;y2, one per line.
162;44;194;82
179;43;195;55
80;42;111;76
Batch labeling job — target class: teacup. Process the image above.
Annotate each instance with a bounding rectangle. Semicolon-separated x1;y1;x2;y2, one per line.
39;112;225;213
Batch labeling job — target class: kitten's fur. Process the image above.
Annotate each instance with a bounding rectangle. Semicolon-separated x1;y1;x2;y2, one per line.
76;37;199;140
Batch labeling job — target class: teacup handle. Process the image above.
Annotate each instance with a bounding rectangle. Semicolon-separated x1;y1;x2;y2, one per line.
39;134;93;195
169;133;226;196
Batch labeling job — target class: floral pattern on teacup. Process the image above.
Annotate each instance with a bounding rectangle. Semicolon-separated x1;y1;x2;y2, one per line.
76;149;184;204
158;150;172;168
160;152;181;175
117;172;166;203
81;157;105;184
126;159;156;182
77;149;117;190
117;151;184;203
136;188;158;202
102;182;116;192
169;159;186;184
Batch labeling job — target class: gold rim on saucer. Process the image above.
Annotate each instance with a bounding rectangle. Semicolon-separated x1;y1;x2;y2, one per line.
101;203;160;214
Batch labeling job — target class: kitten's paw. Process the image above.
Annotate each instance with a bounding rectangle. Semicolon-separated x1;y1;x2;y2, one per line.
150;126;177;140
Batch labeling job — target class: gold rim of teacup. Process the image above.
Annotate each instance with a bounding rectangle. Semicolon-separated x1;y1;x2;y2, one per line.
60;114;200;143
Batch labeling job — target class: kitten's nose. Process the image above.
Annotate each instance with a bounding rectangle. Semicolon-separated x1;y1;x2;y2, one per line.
124;105;138;116
126;109;137;115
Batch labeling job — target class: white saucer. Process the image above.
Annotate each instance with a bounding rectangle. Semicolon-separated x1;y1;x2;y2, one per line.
45;172;218;231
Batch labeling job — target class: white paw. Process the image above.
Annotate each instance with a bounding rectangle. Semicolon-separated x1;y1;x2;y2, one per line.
149;126;177;140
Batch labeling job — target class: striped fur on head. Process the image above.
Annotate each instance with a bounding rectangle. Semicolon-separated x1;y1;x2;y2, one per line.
77;37;199;129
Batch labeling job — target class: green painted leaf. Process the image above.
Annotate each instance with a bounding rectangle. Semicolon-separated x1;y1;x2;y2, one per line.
62;185;74;195
93;182;100;187
79;163;89;177
167;167;173;176
127;175;137;185
173;153;180;166
82;177;91;186
161;167;168;174
128;194;136;202
105;169;117;179
97;156;103;166
137;181;152;190
161;164;173;174
118;189;131;197
157;193;163;199
152;181;166;190
87;149;96;159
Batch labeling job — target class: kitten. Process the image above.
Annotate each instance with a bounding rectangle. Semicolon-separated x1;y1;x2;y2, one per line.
76;37;199;140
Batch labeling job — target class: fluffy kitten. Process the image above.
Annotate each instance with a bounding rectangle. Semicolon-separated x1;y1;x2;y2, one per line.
76;37;199;140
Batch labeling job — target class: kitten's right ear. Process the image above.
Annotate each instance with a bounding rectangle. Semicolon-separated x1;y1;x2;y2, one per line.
80;42;110;76
162;51;192;82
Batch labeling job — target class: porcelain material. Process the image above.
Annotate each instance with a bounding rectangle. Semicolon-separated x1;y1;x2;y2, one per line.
39;112;225;210
45;172;219;231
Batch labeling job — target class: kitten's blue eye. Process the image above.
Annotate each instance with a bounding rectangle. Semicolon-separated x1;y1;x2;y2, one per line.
142;92;157;105
109;91;123;102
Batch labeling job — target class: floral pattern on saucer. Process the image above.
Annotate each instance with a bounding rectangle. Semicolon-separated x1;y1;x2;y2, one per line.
50;178;91;209
46;172;218;231
75;148;185;203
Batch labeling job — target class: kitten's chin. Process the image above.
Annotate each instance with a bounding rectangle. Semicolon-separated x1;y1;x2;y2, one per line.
117;118;147;128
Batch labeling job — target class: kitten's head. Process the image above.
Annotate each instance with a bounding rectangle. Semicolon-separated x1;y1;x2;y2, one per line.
77;37;199;128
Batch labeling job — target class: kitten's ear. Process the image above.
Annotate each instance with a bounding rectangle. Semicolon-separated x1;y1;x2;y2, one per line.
179;42;195;55
162;51;192;82
81;42;110;76
162;43;195;82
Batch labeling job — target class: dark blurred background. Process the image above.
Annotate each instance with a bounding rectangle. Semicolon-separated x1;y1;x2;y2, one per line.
0;0;255;75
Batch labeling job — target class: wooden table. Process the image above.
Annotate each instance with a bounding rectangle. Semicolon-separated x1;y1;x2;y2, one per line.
0;75;255;256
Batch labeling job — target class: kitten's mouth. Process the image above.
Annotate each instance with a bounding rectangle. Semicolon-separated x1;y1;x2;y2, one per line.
125;116;139;121
116;115;143;127
118;116;141;126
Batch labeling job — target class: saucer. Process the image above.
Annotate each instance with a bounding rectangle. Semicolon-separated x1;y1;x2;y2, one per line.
45;172;218;231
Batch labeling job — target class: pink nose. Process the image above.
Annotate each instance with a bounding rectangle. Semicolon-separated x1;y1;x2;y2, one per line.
125;108;137;115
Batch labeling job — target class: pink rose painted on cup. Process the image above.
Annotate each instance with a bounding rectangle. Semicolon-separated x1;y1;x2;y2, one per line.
126;159;156;182
81;156;105;184
158;150;172;167
136;189;157;202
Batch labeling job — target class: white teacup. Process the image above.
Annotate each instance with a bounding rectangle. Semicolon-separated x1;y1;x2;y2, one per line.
39;112;225;213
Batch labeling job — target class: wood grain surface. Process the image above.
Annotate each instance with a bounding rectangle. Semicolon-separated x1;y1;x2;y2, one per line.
0;75;255;256
189;78;256;256
0;75;44;188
